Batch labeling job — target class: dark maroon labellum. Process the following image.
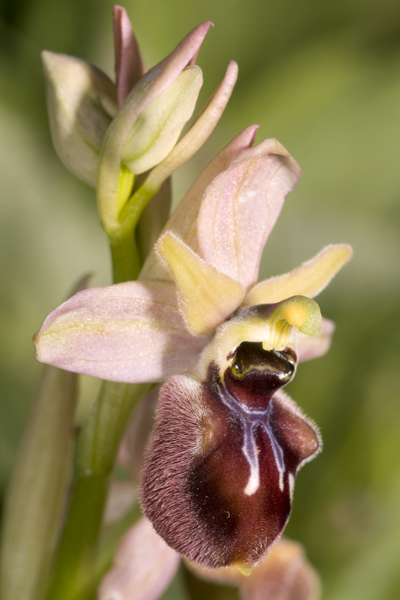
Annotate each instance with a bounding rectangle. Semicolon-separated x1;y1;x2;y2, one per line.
142;342;320;569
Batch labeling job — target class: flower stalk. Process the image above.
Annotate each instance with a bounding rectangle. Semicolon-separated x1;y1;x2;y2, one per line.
109;227;142;283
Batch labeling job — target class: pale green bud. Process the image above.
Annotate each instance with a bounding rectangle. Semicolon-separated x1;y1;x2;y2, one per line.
42;51;118;187
120;65;202;175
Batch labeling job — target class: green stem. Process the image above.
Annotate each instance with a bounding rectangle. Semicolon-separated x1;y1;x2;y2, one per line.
46;381;148;600
119;180;159;236
76;501;143;599
109;230;141;283
108;179;159;283
46;170;160;599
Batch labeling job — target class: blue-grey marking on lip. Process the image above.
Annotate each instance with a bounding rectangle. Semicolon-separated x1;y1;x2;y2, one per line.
218;382;286;495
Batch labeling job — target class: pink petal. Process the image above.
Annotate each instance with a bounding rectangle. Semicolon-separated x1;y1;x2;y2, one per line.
240;537;321;600
35;281;207;383
197;138;301;290
113;6;146;107
187;538;320;600
139;125;259;281
99;516;180;600
297;317;335;363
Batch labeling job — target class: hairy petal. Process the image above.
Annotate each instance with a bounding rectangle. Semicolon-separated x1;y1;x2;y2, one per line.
139;124;259;282
99;517;179;600
197;138;301;290
113;6;146;107
34;281;206;383
244;245;353;306
187;538;321;600
297;317;335;363
157;232;245;335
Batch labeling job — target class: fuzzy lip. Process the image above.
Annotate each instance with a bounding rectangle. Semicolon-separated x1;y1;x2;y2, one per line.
140;357;321;570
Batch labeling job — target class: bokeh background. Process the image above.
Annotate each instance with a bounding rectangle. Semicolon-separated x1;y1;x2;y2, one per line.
1;0;400;598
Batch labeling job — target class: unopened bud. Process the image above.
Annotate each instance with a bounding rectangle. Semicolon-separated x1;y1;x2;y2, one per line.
42;51;118;187
121;65;202;174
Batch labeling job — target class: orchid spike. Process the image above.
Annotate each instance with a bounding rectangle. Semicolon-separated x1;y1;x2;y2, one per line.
33;11;357;597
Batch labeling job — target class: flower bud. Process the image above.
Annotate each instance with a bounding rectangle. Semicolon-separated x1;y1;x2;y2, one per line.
120;65;202;174
41;51;118;187
97;21;212;232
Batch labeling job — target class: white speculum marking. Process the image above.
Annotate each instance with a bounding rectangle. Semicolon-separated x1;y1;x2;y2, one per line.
218;385;286;496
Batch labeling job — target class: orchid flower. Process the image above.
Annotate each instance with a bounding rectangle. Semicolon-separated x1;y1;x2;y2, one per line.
35;125;352;573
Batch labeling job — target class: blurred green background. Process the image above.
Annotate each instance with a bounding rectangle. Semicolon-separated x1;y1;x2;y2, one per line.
1;0;400;598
